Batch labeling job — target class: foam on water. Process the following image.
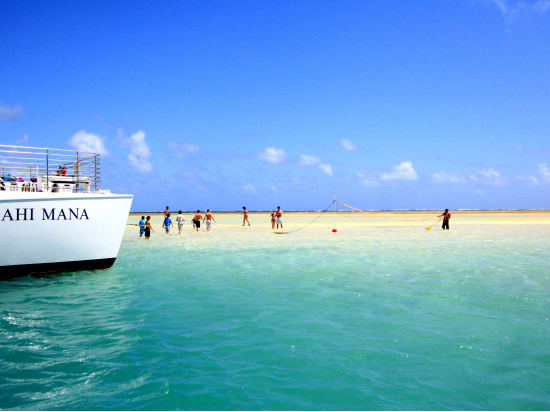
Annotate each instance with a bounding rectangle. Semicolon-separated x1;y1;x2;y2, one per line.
1;218;550;409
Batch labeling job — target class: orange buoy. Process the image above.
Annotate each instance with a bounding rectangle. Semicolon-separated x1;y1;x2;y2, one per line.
332;228;337;233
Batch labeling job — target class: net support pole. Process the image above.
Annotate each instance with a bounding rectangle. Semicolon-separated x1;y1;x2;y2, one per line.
333;196;336;231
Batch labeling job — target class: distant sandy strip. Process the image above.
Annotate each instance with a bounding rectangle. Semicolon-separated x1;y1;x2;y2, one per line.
128;211;550;227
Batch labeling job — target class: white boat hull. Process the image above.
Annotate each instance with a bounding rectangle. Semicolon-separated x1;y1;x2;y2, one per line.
0;192;132;278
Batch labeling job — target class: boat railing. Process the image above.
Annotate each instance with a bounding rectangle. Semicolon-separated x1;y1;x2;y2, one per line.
0;145;101;193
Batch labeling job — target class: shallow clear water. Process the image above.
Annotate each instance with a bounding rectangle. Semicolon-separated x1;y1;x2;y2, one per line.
2;221;550;410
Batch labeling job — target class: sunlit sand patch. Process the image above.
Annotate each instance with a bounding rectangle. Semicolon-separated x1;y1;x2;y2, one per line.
128;210;550;231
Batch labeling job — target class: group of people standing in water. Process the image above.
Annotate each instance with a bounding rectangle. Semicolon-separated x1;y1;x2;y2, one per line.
138;205;285;239
138;206;215;239
160;206;216;236
242;205;284;229
138;205;450;239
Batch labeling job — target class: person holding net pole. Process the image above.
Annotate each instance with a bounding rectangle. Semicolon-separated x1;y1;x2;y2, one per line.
438;209;451;230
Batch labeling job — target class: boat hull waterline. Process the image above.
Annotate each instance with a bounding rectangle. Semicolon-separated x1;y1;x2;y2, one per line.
0;193;133;279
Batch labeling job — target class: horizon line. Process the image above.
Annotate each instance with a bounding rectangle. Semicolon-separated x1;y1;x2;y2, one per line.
129;208;550;213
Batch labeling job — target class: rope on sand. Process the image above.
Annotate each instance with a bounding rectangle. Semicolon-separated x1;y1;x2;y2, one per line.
335;200;437;224
425;218;442;230
274;200;335;234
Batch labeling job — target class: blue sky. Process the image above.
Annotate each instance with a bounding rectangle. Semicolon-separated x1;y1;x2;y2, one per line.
1;0;550;211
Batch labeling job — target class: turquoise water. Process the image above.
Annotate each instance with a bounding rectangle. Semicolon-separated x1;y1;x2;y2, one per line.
1;223;550;410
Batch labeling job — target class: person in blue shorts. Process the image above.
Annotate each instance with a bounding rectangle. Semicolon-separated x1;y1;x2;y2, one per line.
162;213;173;234
139;215;146;238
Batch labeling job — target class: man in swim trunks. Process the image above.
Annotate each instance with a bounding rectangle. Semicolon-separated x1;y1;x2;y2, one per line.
242;206;250;226
270;210;276;230
163;206;169;219
139;215;146;238
204;209;215;231
162;213;173;234
176;211;185;236
276;206;283;229
193;210;202;232
439;209;451;230
144;215;154;239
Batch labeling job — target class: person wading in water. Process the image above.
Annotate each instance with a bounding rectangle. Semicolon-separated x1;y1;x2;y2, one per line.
275;206;283;230
270;210;276;230
242;206;250;226
439;209;451;230
144;216;154;239
193;210;202;232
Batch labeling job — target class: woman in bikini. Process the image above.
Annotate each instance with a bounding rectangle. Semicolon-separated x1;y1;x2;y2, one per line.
242;206;250;226
270;210;276;230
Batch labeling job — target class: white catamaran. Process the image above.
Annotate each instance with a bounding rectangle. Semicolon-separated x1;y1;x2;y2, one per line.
0;144;133;279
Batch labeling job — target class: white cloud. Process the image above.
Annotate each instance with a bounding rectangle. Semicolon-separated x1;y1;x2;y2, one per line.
69;130;109;155
242;183;256;193
488;0;508;13
529;175;541;185
431;171;465;183
298;154;333;176
380;161;418;181
298;154;321;166
357;172;379;187
517;163;550;185
169;142;199;158
538;163;550;182
0;103;23;120
517;175;541;185
15;134;29;145
533;0;550;12
184;143;199;153
340;139;358;151
486;0;550;18
318;163;333;176
469;168;505;186
126;130;152;172
258;147;286;164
